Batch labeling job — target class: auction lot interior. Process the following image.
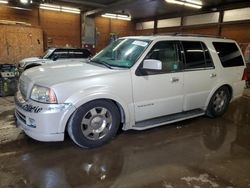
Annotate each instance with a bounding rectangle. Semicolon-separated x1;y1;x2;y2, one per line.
1;0;250;187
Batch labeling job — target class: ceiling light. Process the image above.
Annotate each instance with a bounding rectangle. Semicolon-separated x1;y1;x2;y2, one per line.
61;6;80;14
0;0;8;4
20;0;28;4
39;4;60;11
39;4;80;14
166;0;202;9
102;13;131;21
186;0;202;5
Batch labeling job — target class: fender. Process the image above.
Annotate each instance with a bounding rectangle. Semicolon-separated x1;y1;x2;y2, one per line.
204;81;233;110
58;92;133;133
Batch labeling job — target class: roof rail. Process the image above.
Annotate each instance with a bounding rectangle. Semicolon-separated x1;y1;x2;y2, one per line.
154;32;226;39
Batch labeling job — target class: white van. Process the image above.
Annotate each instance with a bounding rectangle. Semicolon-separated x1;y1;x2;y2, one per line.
15;35;248;148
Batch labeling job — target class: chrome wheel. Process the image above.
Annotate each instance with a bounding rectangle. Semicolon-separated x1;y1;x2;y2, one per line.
212;90;227;113
81;107;112;140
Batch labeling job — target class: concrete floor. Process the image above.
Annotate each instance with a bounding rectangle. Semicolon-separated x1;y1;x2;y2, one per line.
0;91;250;188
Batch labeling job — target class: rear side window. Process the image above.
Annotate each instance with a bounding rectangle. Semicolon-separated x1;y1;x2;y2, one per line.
69;49;92;58
182;41;214;69
213;42;244;67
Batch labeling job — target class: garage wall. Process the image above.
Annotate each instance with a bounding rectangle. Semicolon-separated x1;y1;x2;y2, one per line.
0;6;81;48
0;25;43;64
95;16;135;52
221;23;250;50
40;10;80;49
135;7;250;52
0;6;39;26
0;5;81;63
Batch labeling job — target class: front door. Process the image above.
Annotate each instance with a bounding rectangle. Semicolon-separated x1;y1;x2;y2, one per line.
132;41;184;122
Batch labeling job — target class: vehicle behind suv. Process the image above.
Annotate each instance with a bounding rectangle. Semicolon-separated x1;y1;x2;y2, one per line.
18;48;92;72
244;44;250;87
15;35;247;148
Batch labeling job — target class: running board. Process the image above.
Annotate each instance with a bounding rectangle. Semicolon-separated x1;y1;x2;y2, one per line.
133;109;205;130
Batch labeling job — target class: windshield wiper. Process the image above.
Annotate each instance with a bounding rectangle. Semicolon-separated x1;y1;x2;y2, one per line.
89;59;113;69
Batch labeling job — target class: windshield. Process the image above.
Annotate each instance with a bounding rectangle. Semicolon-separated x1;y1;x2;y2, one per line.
42;49;54;59
91;38;150;68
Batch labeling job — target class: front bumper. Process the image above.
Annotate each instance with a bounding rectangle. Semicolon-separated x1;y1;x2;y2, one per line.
15;91;75;142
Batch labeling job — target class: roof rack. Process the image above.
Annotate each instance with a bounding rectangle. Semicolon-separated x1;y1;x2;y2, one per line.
154;32;226;39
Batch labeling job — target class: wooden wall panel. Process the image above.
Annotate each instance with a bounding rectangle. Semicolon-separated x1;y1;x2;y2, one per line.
0;25;43;64
95;16;135;52
135;29;154;36
0;6;39;26
182;25;218;35
39;10;81;48
157;27;181;34
221;23;250;50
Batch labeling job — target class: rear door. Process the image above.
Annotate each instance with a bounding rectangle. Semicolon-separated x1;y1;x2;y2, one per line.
182;41;218;111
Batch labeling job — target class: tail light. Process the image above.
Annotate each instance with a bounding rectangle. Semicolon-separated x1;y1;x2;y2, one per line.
242;68;248;81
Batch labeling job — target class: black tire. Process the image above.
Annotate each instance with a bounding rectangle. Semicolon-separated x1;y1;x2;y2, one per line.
206;86;230;118
67;100;120;148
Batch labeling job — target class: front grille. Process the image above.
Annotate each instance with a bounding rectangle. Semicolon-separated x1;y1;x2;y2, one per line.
16;110;26;124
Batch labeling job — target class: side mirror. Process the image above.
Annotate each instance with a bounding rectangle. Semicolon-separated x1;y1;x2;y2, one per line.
142;59;162;71
52;55;58;61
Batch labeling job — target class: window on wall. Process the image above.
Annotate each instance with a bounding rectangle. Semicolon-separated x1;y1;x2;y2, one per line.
182;41;214;69
213;42;244;67
144;41;182;74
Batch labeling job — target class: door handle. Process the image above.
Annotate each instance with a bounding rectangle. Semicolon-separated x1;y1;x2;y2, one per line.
210;73;217;78
171;77;179;83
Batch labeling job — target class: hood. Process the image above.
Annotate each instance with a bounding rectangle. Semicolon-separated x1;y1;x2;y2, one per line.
22;61;126;87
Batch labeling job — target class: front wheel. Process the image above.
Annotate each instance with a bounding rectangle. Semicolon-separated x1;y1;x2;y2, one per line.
67;100;121;148
206;86;230;118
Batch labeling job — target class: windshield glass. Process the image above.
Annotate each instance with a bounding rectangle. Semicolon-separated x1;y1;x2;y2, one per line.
42;49;54;59
91;38;150;68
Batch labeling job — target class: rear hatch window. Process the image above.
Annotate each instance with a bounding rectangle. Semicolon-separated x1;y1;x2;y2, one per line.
213;42;244;67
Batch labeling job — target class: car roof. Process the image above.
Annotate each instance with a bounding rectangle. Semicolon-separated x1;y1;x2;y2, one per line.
121;35;235;43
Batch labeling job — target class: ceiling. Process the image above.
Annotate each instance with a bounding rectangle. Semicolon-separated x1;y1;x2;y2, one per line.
12;0;250;20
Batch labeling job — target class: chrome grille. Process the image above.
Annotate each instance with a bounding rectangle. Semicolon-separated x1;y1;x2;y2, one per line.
16;110;26;124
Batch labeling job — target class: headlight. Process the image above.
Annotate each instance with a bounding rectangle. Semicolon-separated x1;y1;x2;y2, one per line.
30;85;57;104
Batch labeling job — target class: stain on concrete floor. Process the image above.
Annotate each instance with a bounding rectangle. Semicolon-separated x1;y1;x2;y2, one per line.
0;94;250;187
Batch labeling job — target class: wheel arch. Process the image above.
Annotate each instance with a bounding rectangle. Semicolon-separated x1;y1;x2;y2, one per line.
61;95;130;134
205;83;233;108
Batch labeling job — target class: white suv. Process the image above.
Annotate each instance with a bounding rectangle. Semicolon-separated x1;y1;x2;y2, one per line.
15;35;247;148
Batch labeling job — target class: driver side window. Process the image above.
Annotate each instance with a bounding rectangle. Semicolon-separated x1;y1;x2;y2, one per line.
145;41;182;74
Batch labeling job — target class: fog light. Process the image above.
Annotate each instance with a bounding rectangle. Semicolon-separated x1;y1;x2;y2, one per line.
27;118;36;128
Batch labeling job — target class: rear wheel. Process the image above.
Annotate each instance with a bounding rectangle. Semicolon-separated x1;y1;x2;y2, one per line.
67;100;120;148
206;86;230;118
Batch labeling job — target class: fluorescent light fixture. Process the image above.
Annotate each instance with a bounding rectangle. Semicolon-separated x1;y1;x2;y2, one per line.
0;0;8;4
20;0;28;4
39;4;80;14
166;0;202;9
102;13;131;21
61;6;80;14
186;0;202;5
